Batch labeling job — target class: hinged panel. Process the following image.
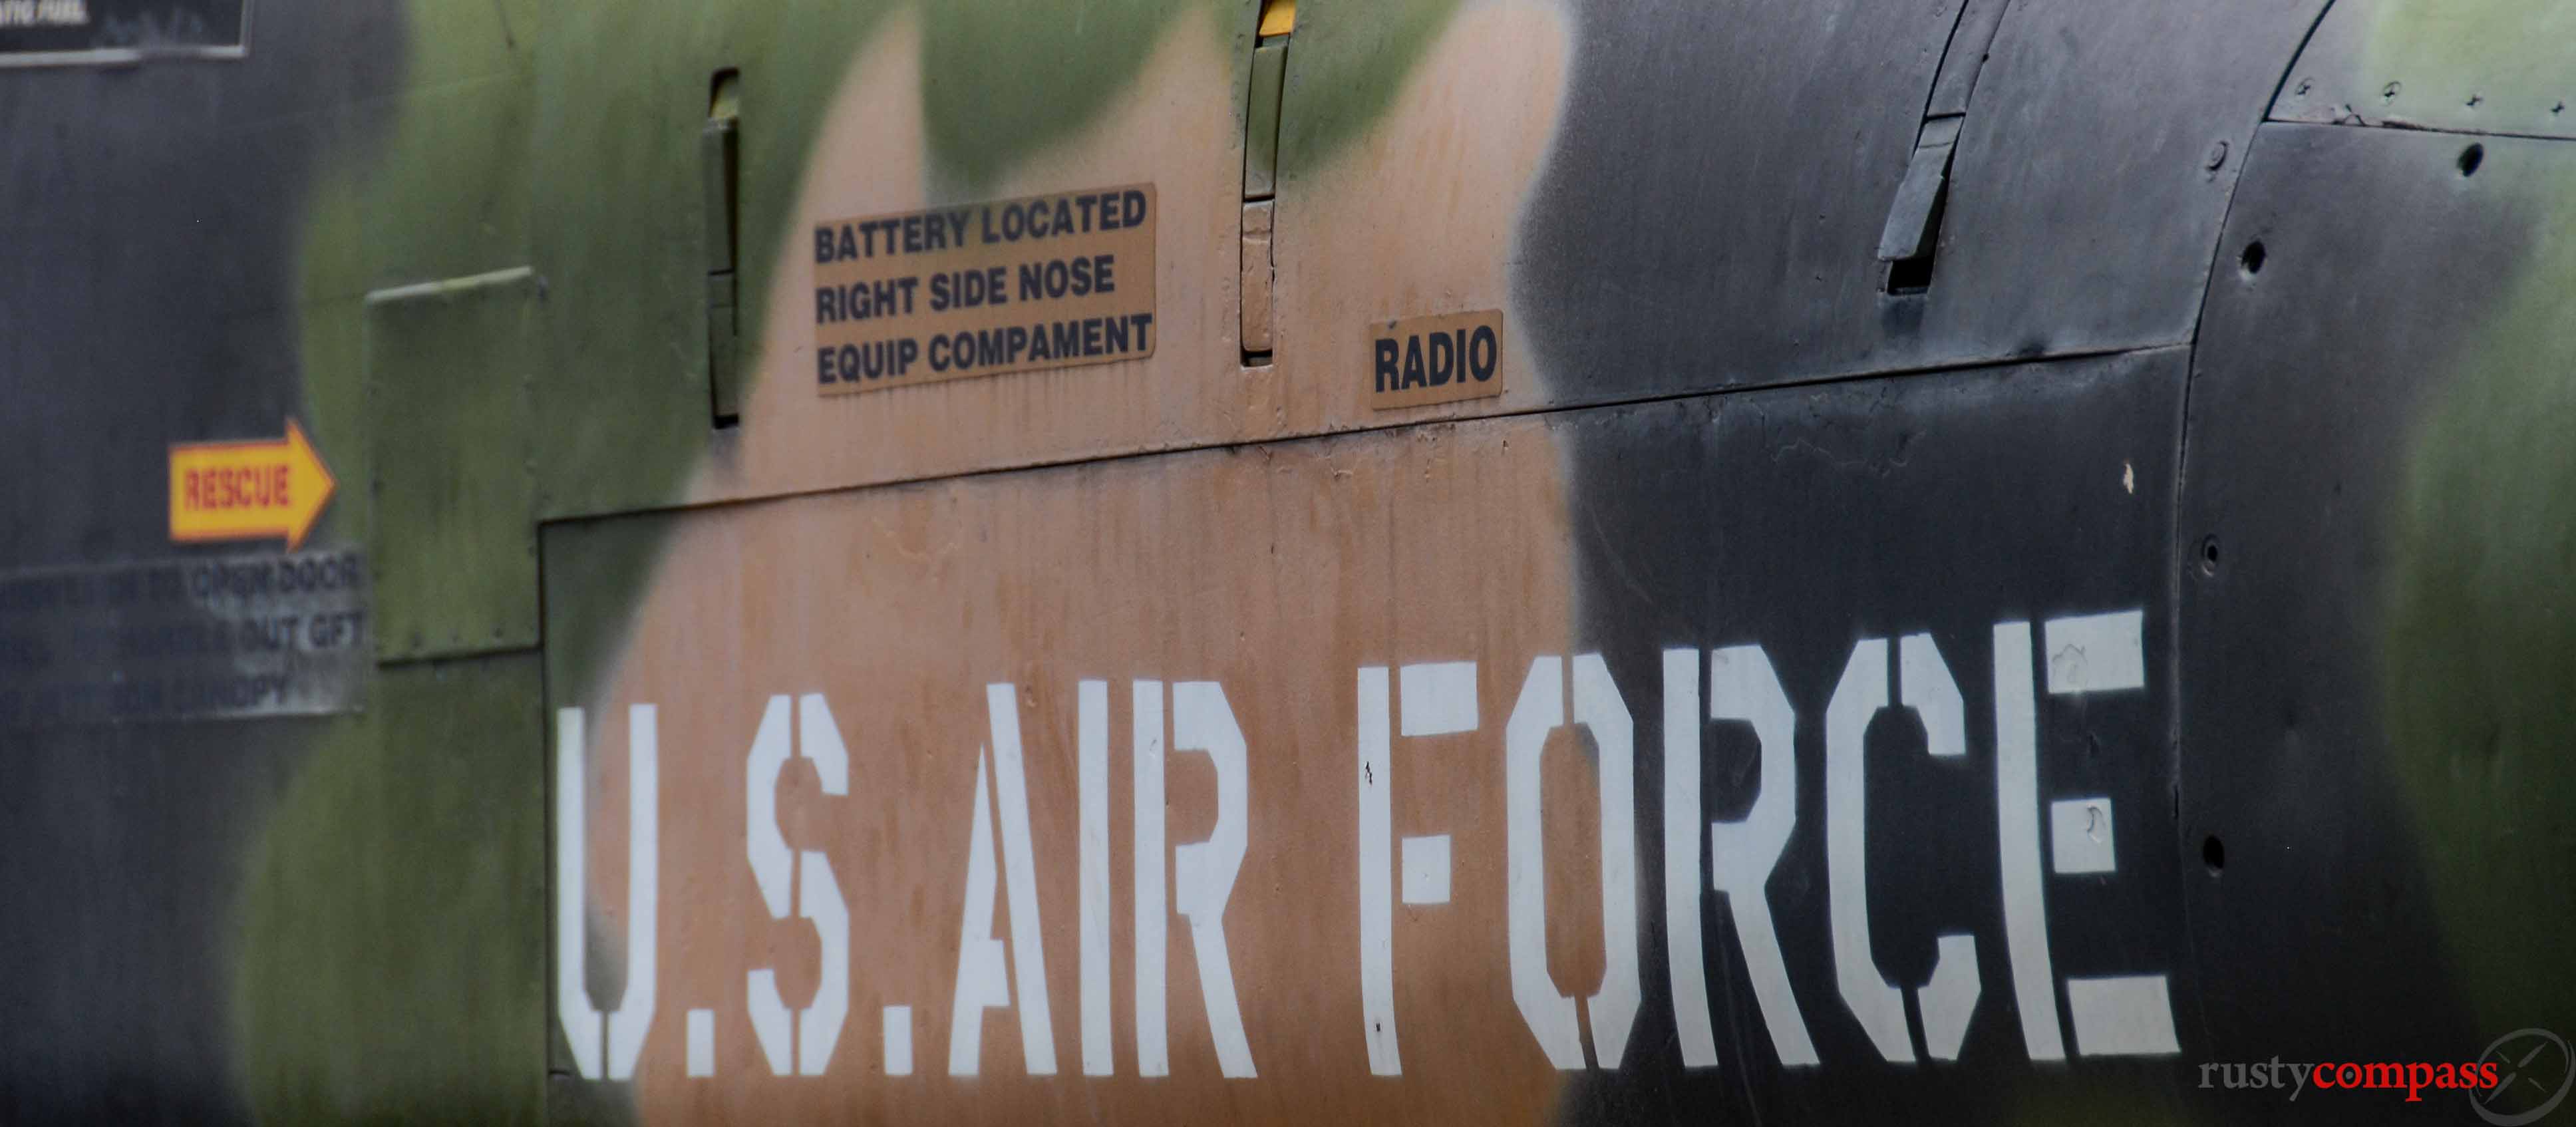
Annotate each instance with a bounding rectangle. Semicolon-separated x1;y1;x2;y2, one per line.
1877;136;1956;263
705;71;744;426
1925;0;2012;118
1243;36;1288;200
367;267;542;662
1912;0;2331;359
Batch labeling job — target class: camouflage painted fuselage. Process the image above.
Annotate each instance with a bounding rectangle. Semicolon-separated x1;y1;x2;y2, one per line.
1;0;2569;1123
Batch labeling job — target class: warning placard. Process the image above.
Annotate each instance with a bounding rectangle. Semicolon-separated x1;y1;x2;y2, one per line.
812;184;1158;395
1366;310;1505;410
0;549;367;728
0;0;248;66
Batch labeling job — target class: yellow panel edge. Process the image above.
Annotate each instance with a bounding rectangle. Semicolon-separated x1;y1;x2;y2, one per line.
1258;0;1295;37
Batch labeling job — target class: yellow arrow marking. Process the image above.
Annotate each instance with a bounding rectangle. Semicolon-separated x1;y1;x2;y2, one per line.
168;418;337;550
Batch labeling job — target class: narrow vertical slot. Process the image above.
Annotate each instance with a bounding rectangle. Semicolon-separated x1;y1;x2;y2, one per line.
705;69;744;427
1239;1;1291;367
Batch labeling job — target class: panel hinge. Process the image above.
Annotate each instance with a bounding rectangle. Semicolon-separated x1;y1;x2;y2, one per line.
703;69;743;426
1877;114;1958;291
1880;0;2012;294
1240;1;1289;364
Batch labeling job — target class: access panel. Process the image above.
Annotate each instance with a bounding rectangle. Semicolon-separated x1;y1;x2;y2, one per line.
2179;121;2576;1085
542;348;2199;1124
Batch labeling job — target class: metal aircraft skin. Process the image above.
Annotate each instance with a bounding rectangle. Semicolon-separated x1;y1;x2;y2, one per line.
0;0;2568;1123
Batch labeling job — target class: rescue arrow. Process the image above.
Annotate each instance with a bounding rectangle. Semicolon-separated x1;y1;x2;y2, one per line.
168;418;337;550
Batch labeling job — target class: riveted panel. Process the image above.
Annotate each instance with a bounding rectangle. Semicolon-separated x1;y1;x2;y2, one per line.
1553;349;2193;1120
2273;0;2576;140
2180;122;2573;1058
528;0;760;523
231;653;549;1126
1448;0;1965;402
0;0;520;1119
369;268;542;661
509;0;2334;512
1904;0;2331;361
1511;0;2331;402
543;347;2201;1120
